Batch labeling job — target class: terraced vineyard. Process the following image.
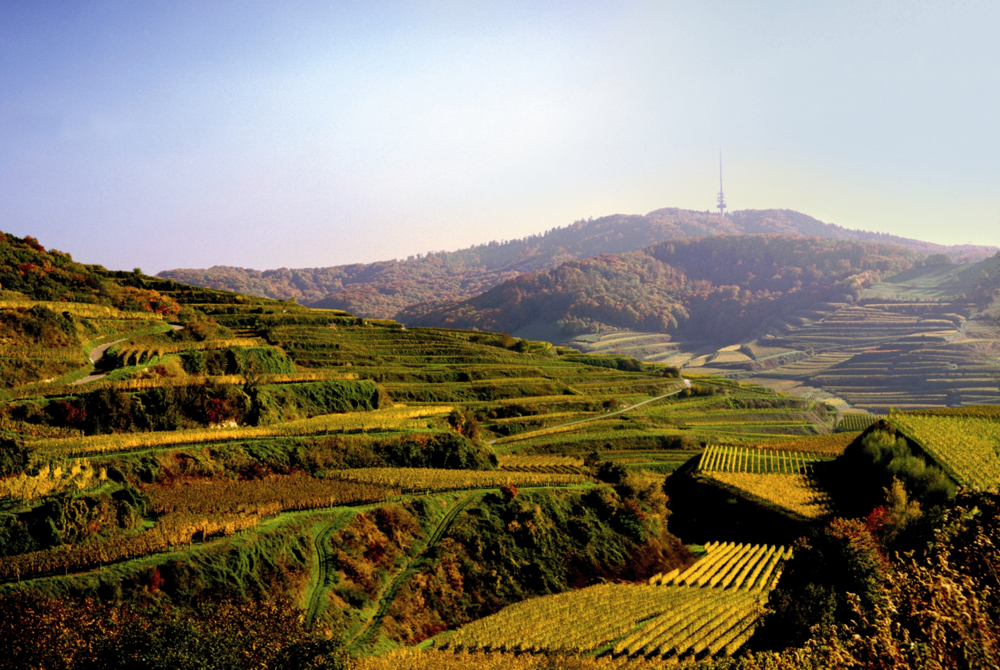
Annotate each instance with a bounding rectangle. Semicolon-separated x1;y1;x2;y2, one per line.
566;331;683;364
705;473;834;519
31;405;451;458
602;449;702;475
1;238;896;667
889;412;1000;489
739;339;798;361
444;541;791;662
497;454;585;473
837;413;885;432
325;467;587;491
696;445;836;519
735;432;857;455
752;300;1000;411
577;287;1000;414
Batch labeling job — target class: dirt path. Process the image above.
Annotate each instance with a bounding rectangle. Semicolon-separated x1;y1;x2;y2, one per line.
305;510;356;626
490;378;691;448
346;492;482;649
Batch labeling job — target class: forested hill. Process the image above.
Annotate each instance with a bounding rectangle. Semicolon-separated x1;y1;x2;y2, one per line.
0;231;179;316
158;209;997;319
399;235;927;344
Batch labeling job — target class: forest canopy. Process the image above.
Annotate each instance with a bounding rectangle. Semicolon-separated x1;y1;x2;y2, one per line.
400;235;925;343
157;209;994;319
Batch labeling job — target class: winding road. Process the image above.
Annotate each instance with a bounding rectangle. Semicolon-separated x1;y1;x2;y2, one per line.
70;339;129;385
71;324;183;386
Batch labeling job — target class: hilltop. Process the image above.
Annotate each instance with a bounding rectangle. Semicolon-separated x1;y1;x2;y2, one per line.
400;235;926;342
157;208;997;319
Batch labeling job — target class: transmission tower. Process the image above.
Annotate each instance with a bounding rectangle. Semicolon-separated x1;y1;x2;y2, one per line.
716;149;727;217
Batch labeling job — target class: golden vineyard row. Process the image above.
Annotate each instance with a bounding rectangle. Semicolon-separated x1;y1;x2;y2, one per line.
32;406;451;457
698;445;823;475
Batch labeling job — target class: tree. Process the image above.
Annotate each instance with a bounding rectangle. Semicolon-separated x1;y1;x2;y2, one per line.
0;438;29;477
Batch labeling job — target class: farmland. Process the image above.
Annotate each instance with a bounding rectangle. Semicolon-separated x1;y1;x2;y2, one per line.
441;542;791;661
0;257;830;665
695;446;835;519
888;410;1000;489
568;266;1000;414
3;230;999;668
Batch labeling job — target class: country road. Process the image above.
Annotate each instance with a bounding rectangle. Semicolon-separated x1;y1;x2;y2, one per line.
71;324;183;386
489;377;691;446
70;339;129;385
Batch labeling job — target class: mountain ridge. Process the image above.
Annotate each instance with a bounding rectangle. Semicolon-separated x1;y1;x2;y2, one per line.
157;208;998;319
398;234;931;343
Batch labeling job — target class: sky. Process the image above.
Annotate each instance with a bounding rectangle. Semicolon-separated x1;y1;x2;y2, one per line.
1;0;998;274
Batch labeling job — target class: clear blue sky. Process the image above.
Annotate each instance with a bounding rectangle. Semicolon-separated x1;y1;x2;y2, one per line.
2;1;998;273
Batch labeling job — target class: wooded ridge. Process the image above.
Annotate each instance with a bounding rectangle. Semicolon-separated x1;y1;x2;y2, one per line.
158;208;997;319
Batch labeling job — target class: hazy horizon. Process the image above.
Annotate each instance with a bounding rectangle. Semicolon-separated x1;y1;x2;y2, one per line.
3;1;998;274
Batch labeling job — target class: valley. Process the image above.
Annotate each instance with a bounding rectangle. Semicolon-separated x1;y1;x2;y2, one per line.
1;230;999;669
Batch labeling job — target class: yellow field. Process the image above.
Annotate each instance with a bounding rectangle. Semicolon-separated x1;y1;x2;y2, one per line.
356;649;671;670
325;468;586;491
706;472;832;518
32;406;452;457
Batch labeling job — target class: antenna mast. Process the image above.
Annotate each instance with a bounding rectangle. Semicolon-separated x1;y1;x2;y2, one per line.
717;148;727;217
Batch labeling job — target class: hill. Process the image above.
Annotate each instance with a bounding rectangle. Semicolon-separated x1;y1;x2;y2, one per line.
0;232;185;387
399;235;925;343
157;208;997;319
404;238;1000;412
5;229;1000;669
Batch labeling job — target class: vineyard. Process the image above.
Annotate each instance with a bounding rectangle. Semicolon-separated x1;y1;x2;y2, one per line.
648;541;792;590
697;445;830;475
0;299;163;320
497;454;585;473
704;473;833;519
143;472;401;516
0;458;102;501
110;337;266;365
888;412;1000;489
837;413;884;432
0;239;925;667
324;468;587;491
32;405;452;458
696;445;834;519
443;542;791;661
740;432;857;455
746;300;1000;412
356;649;675;670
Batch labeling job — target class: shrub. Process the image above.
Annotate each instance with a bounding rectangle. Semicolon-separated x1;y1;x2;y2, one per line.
500;484;519;502
0;438;30;477
753;517;890;650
